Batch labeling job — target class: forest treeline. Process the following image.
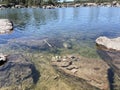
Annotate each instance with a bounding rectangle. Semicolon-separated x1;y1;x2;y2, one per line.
0;0;58;6
0;0;119;6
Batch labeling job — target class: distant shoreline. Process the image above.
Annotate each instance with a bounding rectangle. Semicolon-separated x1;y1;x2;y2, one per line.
0;1;120;9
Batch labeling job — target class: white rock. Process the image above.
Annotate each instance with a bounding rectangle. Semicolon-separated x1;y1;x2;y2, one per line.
96;36;120;51
0;53;7;61
0;19;13;34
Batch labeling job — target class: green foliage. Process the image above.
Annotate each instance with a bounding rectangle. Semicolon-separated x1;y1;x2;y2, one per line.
0;0;59;6
0;0;119;6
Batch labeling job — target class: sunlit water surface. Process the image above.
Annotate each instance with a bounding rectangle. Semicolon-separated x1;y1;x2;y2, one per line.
0;7;120;58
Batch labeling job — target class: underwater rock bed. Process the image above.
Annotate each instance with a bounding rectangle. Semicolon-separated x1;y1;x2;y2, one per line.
0;54;40;89
97;50;120;77
52;55;109;90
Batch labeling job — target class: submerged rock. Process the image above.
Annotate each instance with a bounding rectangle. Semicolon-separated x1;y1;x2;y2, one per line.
0;53;7;66
8;37;64;51
0;19;13;34
63;42;72;49
52;55;109;90
96;36;120;51
0;54;40;89
96;36;120;88
97;50;120;77
66;65;78;70
61;61;72;67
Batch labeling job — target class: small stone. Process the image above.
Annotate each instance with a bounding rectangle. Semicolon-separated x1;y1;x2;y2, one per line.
0;54;7;66
63;42;72;49
94;67;100;71
61;61;72;67
55;56;59;59
71;69;78;74
63;56;67;59
53;75;59;80
51;57;56;62
62;58;67;61
66;65;78;70
57;59;61;62
71;56;76;59
0;54;6;61
40;56;43;58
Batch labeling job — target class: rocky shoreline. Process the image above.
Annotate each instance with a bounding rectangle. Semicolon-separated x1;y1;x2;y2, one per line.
0;1;120;9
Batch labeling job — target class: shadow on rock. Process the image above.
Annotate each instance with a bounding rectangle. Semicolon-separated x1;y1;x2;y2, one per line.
97;50;120;90
107;68;114;90
97;50;120;77
30;65;40;84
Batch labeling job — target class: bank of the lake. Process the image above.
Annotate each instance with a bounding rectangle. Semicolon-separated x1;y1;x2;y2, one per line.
0;1;120;9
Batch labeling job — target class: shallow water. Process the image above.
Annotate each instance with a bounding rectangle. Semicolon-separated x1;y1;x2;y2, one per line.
0;7;120;57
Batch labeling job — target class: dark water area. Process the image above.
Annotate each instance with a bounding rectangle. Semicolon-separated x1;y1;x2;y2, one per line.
0;7;120;57
108;68;114;90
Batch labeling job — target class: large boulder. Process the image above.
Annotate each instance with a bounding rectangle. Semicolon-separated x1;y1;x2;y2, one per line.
0;19;13;34
96;36;120;84
0;54;39;89
96;36;120;51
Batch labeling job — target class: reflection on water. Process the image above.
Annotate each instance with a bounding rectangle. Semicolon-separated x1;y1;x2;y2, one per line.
0;7;120;57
